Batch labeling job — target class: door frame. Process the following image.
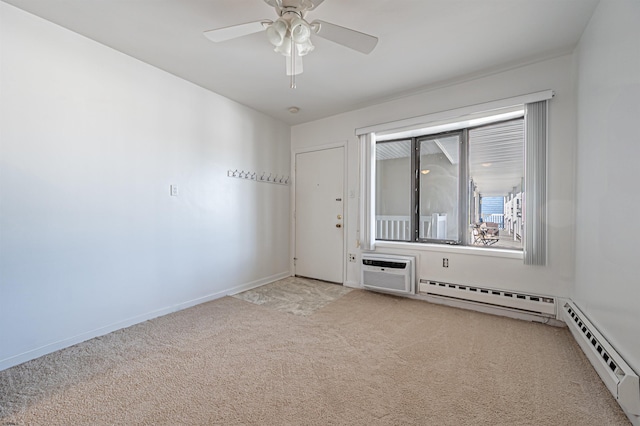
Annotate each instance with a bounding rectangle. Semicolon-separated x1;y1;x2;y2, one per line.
291;141;348;284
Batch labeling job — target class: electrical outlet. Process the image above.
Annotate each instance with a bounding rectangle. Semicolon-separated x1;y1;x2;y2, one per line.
443;258;449;268
348;253;356;263
170;184;178;196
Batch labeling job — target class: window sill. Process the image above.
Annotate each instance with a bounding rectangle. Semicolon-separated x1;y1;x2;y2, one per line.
374;241;524;260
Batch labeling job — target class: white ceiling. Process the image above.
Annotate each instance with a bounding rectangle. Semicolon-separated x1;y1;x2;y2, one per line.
2;0;598;125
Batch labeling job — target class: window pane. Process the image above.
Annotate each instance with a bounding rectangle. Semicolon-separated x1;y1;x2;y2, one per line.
375;140;412;241
419;134;460;242
468;119;524;250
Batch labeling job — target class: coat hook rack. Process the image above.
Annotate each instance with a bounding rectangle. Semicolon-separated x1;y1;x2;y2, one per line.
227;169;289;186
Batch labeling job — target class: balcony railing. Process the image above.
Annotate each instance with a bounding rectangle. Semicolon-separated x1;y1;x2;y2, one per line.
480;213;504;229
376;214;447;241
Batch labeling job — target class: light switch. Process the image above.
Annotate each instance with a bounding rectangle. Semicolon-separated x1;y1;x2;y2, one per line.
170;185;178;196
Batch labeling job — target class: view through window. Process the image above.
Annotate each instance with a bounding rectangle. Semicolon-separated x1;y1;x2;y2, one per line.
375;117;524;250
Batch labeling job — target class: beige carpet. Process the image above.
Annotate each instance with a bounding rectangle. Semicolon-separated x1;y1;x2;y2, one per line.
232;276;353;316
0;283;629;425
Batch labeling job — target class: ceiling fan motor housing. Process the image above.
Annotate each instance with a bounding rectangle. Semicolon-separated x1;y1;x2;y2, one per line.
268;0;316;17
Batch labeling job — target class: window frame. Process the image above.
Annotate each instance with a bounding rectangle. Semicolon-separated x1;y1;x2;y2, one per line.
415;129;466;246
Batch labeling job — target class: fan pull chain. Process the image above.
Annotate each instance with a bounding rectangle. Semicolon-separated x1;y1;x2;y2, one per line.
290;38;297;89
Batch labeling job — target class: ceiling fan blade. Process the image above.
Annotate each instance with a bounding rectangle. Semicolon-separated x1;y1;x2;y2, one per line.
203;20;271;43
311;19;378;54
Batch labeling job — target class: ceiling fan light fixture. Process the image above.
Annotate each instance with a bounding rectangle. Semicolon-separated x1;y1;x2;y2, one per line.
268;15;314;58
290;17;311;44
266;18;288;46
274;37;292;55
296;38;314;56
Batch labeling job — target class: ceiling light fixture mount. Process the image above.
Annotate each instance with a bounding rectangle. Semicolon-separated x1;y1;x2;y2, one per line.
203;0;378;89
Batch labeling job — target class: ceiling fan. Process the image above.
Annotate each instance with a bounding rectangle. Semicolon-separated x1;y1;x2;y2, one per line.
203;0;378;88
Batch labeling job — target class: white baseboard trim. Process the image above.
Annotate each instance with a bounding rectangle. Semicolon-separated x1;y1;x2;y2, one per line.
0;271;291;372
226;271;292;295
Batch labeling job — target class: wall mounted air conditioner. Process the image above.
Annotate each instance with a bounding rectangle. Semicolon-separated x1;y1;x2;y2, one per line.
361;253;415;296
563;301;640;423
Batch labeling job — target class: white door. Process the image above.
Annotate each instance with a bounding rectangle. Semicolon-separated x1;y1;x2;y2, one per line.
295;147;344;283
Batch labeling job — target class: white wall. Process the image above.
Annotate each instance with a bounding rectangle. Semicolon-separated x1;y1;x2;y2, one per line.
292;54;577;297
574;0;640;374
0;4;291;370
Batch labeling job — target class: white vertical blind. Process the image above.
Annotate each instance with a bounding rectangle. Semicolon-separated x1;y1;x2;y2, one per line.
524;101;547;265
359;133;376;250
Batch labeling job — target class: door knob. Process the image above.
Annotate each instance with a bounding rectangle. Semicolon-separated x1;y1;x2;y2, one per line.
336;224;342;228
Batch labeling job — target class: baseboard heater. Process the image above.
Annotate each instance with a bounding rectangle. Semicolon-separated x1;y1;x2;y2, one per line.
562;301;640;421
419;279;556;317
361;254;415;295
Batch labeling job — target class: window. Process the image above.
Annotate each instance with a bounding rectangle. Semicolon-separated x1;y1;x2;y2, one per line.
419;132;462;243
359;93;551;264
375;117;525;250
